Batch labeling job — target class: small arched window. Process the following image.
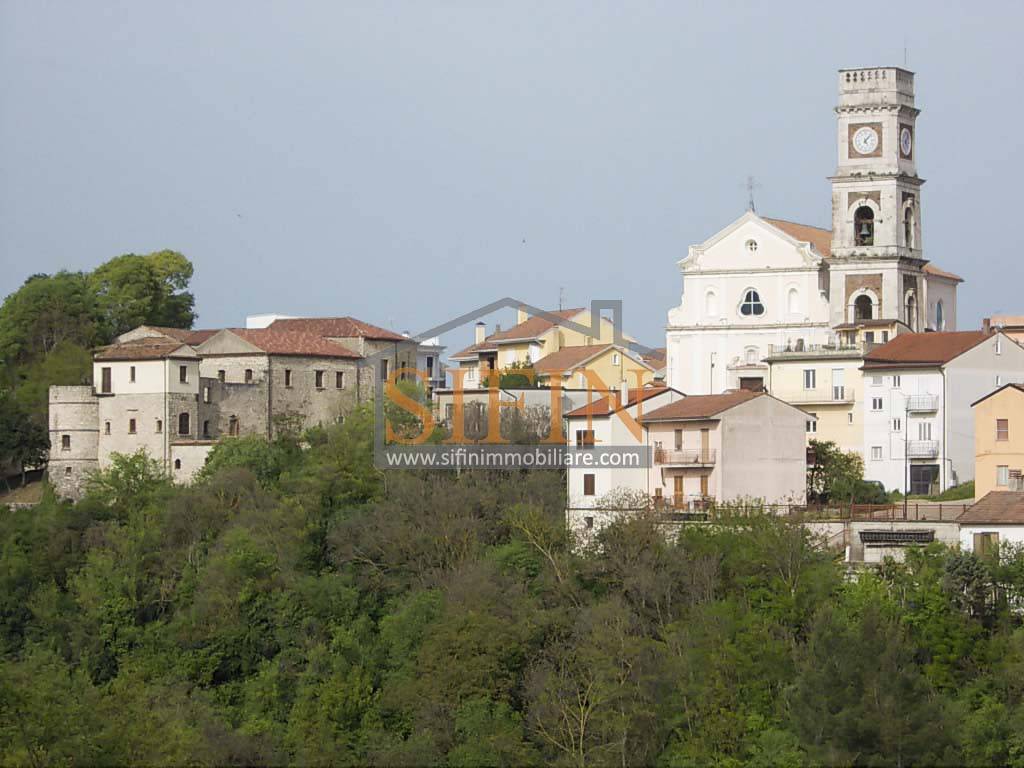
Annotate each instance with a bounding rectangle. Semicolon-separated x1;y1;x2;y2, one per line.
904;207;915;250
744;347;759;365
173;459;181;470
787;288;799;315
906;293;917;331
854;294;874;321
855;206;874;246
739;289;765;317
178;412;190;435
705;290;719;317
936;300;945;331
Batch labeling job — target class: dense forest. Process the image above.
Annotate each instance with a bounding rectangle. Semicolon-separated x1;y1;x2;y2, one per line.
4;407;1024;766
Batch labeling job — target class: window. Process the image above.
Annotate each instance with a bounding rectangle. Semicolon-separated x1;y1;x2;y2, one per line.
315;370;325;389
336;371;345;389
244;369;253;383
739;289;765;317
996;375;1003;387
445;404;454;422
871;446;883;460
178;412;190;435
871;376;883;387
854;294;873;321
101;367;112;394
935;300;944;330
996;337;1003;355
174;459;181;471
284;369;292;387
832;368;845;401
217;369;226;382
803;369;816;389
64;466;72;476
997;419;1009;441
745;347;759;365
612;353;620;365
583;474;595;496
229;416;239;436
904;207;915;249
882;331;889;342
998;465;1010;487
974;532;999;557
806;415;817;434
745;239;758;252
380;359;389;382
892;375;901;387
854;205;874;245
203;420;210;438
865;331;875;343
203;386;210;403
155;419;162;434
128;418;136;434
129;365;136;383
674;429;683;450
575;430;595;448
893;418;902;432
872;397;883;411
179;365;188;383
918;422;932;441
848;412;854;424
104;421;111;435
61;435;71;450
584;516;595;530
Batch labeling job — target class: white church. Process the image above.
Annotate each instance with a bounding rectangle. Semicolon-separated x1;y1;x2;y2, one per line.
666;67;961;395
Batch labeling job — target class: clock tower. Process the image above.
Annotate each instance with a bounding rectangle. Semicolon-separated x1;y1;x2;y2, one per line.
828;67;927;330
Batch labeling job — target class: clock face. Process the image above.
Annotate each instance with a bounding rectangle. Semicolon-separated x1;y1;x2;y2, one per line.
852;126;880;155
900;127;913;156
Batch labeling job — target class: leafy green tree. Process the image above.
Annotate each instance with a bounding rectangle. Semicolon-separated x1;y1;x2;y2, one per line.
88;250;195;339
0;388;49;486
0;271;97;365
807;439;867;502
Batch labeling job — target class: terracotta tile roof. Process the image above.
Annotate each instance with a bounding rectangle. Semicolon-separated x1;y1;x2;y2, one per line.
488;308;584;342
987;315;1024;328
958;492;1024;525
639;389;762;422
95;339;196;361
227;329;362;359
268;316;406;341
763;218;833;257
449;340;498;361
862;331;991;368
533;344;613;373
923;263;964;283
125;325;219;345
566;386;670;419
641;347;667;367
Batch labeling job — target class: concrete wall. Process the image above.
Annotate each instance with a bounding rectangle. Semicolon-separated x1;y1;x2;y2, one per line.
960;523;1024;553
719;396;808;503
48;385;99;499
170;442;214;483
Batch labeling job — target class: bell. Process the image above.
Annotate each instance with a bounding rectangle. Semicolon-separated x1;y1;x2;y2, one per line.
858;222;872;238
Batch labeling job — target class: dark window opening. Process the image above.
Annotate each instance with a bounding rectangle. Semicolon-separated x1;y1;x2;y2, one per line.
129;366;136;383
284;369;292;387
203;420;210;438
336;371;345;389
229;416;239;436
583;473;595;496
179;365;188;383
854;294;874;321
101;367;112;394
173;459;181;470
855;206;874;246
315;370;325;389
244;369;253;383
739;289;765;317
904;207;914;249
217;369;226;382
178;412;190;435
129;418;137;434
61;434;71;450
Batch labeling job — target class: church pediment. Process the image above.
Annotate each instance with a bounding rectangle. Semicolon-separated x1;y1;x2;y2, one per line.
680;211;825;273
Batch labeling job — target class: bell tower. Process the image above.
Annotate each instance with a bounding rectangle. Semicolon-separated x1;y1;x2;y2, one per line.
828;67;926;329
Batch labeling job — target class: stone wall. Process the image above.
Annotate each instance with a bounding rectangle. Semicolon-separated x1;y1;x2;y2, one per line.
48;385;99;500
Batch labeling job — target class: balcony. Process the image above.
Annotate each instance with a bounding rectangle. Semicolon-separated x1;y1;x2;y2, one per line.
654;448;716;466
906;394;939;412
766;343;865;359
785;386;854;405
907;440;939;458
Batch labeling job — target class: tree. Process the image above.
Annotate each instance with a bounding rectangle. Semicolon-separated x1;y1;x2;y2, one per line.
0;389;48;487
0;271;97;365
482;361;537;389
806;439;867;502
88;250;196;339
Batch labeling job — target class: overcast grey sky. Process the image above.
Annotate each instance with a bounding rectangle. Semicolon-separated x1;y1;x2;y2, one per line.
1;1;1020;354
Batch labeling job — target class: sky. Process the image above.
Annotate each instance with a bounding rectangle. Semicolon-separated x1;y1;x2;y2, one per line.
1;1;1021;357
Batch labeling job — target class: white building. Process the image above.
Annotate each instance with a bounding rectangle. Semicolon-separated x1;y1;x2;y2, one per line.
860;331;1024;495
666;67;961;395
958;492;1024;554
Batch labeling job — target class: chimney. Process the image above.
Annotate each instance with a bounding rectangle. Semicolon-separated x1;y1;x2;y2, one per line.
475;322;486;344
517;304;528;325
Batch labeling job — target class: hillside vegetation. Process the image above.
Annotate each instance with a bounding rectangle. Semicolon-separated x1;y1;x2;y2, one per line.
4;410;1024;766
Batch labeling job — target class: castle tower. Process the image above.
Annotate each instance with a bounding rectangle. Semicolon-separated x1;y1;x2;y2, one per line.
828;67;927;331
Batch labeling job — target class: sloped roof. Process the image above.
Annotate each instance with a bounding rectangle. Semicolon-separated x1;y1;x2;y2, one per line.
971;383;1024;408
449;340;499;361
958;492;1024;525
533;344;614;373
640;390;762;422
862;331;991;368
268;316;406;341
641;347;667;367
220;329;362;359
923;263;964;283
987;315;1024;328
119;325;219;345
566;386;671;419
95;339;197;361
488;308;584;342
763;218;833;257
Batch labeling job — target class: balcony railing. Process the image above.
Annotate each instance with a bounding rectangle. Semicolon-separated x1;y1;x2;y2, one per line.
652;494;713;511
766;343;865;358
785;387;854;405
907;440;939;458
654;448;716;465
906;394;939;412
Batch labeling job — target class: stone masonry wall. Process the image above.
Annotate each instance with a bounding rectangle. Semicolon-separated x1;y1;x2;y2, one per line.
48;385;99;500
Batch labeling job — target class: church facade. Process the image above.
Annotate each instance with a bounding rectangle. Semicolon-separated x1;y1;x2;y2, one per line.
666;67;961;395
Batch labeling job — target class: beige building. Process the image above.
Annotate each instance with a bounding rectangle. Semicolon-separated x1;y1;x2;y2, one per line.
48;316;410;499
765;319;911;455
532;343;655;390
972;384;1024;498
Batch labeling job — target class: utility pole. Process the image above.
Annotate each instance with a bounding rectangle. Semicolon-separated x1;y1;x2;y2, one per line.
904;396;910;519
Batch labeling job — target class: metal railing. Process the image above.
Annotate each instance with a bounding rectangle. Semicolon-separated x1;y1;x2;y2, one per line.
654;448;716;465
568;502;971;523
907;440;939;458
785;387;853;404
906;394;939;412
766;343;865;358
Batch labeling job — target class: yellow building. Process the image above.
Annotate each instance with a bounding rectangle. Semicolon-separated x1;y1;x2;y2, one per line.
973;384;1024;497
765;319;910;455
449;307;634;388
533;344;655;390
